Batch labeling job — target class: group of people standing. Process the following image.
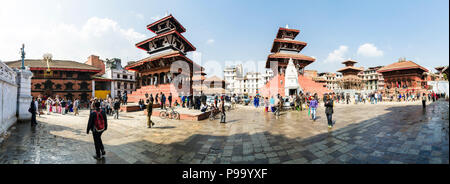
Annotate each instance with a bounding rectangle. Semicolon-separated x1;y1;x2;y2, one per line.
28;96;82;126
89;97;121;119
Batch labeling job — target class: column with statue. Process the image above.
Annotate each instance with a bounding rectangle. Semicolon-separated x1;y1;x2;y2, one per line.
16;44;34;122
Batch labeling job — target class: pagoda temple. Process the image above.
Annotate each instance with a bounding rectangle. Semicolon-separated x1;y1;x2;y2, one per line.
378;58;429;93
125;14;205;104
336;59;364;90
260;26;330;97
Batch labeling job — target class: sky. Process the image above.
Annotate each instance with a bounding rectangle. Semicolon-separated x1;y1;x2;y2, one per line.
0;0;448;78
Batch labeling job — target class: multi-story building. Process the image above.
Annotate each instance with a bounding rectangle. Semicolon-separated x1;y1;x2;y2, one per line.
323;73;342;91
103;58;136;98
223;64;273;96
358;66;384;92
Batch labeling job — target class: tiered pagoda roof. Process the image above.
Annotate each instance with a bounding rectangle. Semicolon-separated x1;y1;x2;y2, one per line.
134;14;196;56
266;27;315;68
126;14;203;73
337;59;364;74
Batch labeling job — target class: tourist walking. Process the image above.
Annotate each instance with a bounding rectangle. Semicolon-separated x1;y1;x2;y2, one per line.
325;95;334;129
147;100;155;128
160;92;165;109
309;96;318;121
422;93;427;109
220;96;226;123
28;98;37;126
86;102;107;160
113;99;120;119
149;94;154;104
168;93;173;108
74;98;80;116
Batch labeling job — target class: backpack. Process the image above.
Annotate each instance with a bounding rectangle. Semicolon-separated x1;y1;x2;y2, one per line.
94;110;105;132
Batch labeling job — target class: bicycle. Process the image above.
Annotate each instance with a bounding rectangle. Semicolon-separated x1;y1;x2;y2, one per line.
159;106;180;120
209;106;220;121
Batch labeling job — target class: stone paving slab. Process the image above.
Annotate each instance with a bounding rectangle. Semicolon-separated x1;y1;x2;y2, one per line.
0;100;448;164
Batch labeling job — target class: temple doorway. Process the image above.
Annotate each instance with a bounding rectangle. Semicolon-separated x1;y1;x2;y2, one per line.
289;89;297;96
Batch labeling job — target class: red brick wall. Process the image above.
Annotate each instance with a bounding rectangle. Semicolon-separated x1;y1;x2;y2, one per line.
85;55;105;76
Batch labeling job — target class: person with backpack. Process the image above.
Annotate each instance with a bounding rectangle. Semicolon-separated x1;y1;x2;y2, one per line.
86;102;108;160
113;99;120;119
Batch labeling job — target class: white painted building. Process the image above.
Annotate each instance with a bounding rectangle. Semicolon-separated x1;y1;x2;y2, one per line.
102;58;136;98
224;64;273;96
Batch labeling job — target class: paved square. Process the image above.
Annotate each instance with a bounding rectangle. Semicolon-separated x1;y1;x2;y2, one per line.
0;100;448;164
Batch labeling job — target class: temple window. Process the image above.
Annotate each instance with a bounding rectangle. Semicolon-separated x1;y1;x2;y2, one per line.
35;83;42;90
79;82;89;90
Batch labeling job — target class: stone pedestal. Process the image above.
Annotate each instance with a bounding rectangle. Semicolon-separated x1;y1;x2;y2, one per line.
16;68;33;122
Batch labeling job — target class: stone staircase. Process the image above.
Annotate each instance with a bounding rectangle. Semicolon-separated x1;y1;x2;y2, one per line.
298;75;332;97
260;74;331;97
127;84;181;103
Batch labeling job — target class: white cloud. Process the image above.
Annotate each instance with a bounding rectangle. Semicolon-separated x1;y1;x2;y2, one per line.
0;12;148;66
206;39;215;44
324;45;349;63
357;43;383;57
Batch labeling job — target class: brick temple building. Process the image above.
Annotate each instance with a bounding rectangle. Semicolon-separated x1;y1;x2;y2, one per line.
336;60;364;91
260;26;330;98
378;58;429;94
5;55;101;104
125;14;205;104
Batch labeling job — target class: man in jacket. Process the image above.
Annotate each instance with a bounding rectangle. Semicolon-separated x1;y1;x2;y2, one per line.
29;97;37;126
220;96;226;123
324;95;334;129
309;96;318;121
147;100;155;128
113;99;120;119
168;93;173;108
161;92;165;109
86;102;108;160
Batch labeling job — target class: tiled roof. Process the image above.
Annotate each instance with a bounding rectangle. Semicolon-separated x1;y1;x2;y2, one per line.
146;14;186;34
337;66;364;73
204;75;224;82
4;59;101;72
267;53;315;61
135;30;196;52
270;39;307;53
125;50;183;70
378;61;428;73
276;27;300;39
125;50;204;72
342;60;357;64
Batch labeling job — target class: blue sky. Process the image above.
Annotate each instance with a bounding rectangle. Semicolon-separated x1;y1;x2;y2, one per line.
0;0;448;77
